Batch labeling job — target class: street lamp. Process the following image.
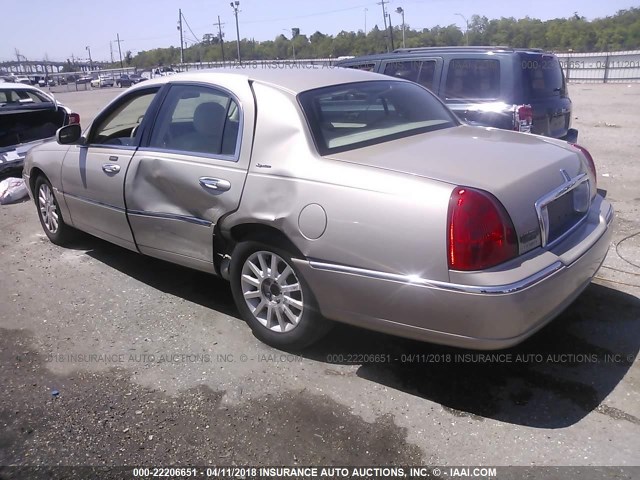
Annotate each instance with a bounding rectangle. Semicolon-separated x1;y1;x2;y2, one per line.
282;29;296;60
395;7;405;49
455;13;469;46
86;45;93;72
230;1;241;64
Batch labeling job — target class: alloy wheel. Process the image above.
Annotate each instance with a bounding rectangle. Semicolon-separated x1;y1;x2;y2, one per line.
38;183;59;234
240;251;304;333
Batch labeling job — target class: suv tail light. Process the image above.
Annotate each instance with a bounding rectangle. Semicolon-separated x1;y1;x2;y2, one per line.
448;187;518;271
68;112;80;125
570;143;597;189
514;104;532;133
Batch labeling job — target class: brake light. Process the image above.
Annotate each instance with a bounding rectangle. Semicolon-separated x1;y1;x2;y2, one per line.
570;143;597;189
514;105;532;133
447;187;518;271
68;113;80;125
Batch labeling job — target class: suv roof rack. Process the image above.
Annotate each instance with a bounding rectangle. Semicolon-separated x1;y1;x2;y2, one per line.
392;46;514;53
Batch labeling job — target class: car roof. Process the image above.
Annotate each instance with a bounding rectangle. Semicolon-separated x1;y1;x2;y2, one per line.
337;46;553;62
130;66;396;94
0;82;42;91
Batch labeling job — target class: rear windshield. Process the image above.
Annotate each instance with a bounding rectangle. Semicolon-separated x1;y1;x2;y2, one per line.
0;88;52;108
520;55;565;98
298;81;457;155
444;58;501;100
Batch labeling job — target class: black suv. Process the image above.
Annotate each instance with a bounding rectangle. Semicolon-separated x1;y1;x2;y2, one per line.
336;46;577;142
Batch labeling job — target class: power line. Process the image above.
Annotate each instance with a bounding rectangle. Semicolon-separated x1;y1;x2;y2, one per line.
181;12;202;43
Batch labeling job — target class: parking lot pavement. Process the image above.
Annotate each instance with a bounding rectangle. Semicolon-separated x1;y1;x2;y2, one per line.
0;84;638;468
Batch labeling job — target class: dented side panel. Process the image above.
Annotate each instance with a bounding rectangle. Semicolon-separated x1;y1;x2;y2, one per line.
123;79;256;268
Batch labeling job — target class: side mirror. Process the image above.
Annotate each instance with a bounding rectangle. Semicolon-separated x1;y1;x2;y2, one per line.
56;124;83;145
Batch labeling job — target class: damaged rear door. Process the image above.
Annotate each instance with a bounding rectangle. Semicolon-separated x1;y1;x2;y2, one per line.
124;81;255;272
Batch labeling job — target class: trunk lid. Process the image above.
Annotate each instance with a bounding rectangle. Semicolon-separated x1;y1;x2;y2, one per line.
326;125;589;252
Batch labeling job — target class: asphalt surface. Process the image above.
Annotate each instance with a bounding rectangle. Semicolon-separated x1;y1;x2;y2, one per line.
0;83;638;470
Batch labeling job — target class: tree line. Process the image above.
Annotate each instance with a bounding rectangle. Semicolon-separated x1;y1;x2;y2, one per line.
126;8;640;68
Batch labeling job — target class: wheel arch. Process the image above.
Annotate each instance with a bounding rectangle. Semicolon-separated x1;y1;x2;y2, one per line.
215;222;305;280
28;167;47;200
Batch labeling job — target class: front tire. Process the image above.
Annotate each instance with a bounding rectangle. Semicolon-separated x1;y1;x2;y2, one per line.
230;242;331;350
35;176;74;246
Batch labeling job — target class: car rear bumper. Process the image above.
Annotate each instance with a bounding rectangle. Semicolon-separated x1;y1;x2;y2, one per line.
294;195;614;350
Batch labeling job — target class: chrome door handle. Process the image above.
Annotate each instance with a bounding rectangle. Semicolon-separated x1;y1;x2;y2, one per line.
199;177;231;192
102;164;121;174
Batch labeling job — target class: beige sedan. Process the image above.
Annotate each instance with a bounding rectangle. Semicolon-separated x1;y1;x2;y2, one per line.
22;67;613;350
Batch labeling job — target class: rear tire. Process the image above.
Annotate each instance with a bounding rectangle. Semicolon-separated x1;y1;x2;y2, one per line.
34;176;74;246
230;241;332;350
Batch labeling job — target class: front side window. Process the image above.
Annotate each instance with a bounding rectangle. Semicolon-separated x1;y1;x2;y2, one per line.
89;88;160;146
148;84;240;158
299;80;458;155
444;59;501;100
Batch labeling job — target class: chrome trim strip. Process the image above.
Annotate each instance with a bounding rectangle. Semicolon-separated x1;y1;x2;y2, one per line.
308;260;564;295
605;203;614;226
535;173;589;248
127;210;213;227
63;192;126;212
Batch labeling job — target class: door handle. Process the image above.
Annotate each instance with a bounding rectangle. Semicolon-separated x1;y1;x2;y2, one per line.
102;164;121;174
199;177;231;192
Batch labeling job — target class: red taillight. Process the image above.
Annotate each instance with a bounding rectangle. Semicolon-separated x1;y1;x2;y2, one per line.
447;187;518;271
570;143;597;189
514;104;532;133
68;113;80;125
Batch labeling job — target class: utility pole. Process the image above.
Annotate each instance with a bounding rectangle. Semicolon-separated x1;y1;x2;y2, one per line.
364;8;368;34
217;16;226;63
115;33;124;69
387;12;395;50
178;9;184;64
291;28;297;60
110;41;114;63
230;1;241;64
378;0;390;52
86;46;93;71
396;7;405;48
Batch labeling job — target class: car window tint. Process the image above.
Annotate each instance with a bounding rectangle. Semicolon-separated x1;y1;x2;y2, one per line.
384;60;437;90
444;59;500;100
344;63;376;72
90;89;159;146
521;55;565;98
384;61;420;82
299;80;457;155
148;84;240;158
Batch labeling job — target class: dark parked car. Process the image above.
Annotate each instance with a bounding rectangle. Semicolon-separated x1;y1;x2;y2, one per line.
116;74;145;87
337;46;577;142
0;83;79;173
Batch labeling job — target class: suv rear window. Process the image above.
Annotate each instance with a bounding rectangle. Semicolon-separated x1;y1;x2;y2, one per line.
299;81;457;155
521;55;565;98
444;59;500;100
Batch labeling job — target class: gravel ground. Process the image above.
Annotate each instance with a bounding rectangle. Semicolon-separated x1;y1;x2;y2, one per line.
0;82;638;471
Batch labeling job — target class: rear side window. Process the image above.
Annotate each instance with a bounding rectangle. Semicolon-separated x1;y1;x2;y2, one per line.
521;55;565;98
343;63;376;72
299;81;457;155
383;60;437;90
444;59;500;100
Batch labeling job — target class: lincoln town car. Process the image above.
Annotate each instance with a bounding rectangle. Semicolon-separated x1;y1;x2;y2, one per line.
22;68;613;349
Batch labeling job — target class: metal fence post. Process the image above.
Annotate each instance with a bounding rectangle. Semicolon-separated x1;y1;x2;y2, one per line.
604;54;610;84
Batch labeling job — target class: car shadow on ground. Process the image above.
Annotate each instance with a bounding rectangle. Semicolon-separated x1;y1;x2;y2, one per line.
77;235;639;429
